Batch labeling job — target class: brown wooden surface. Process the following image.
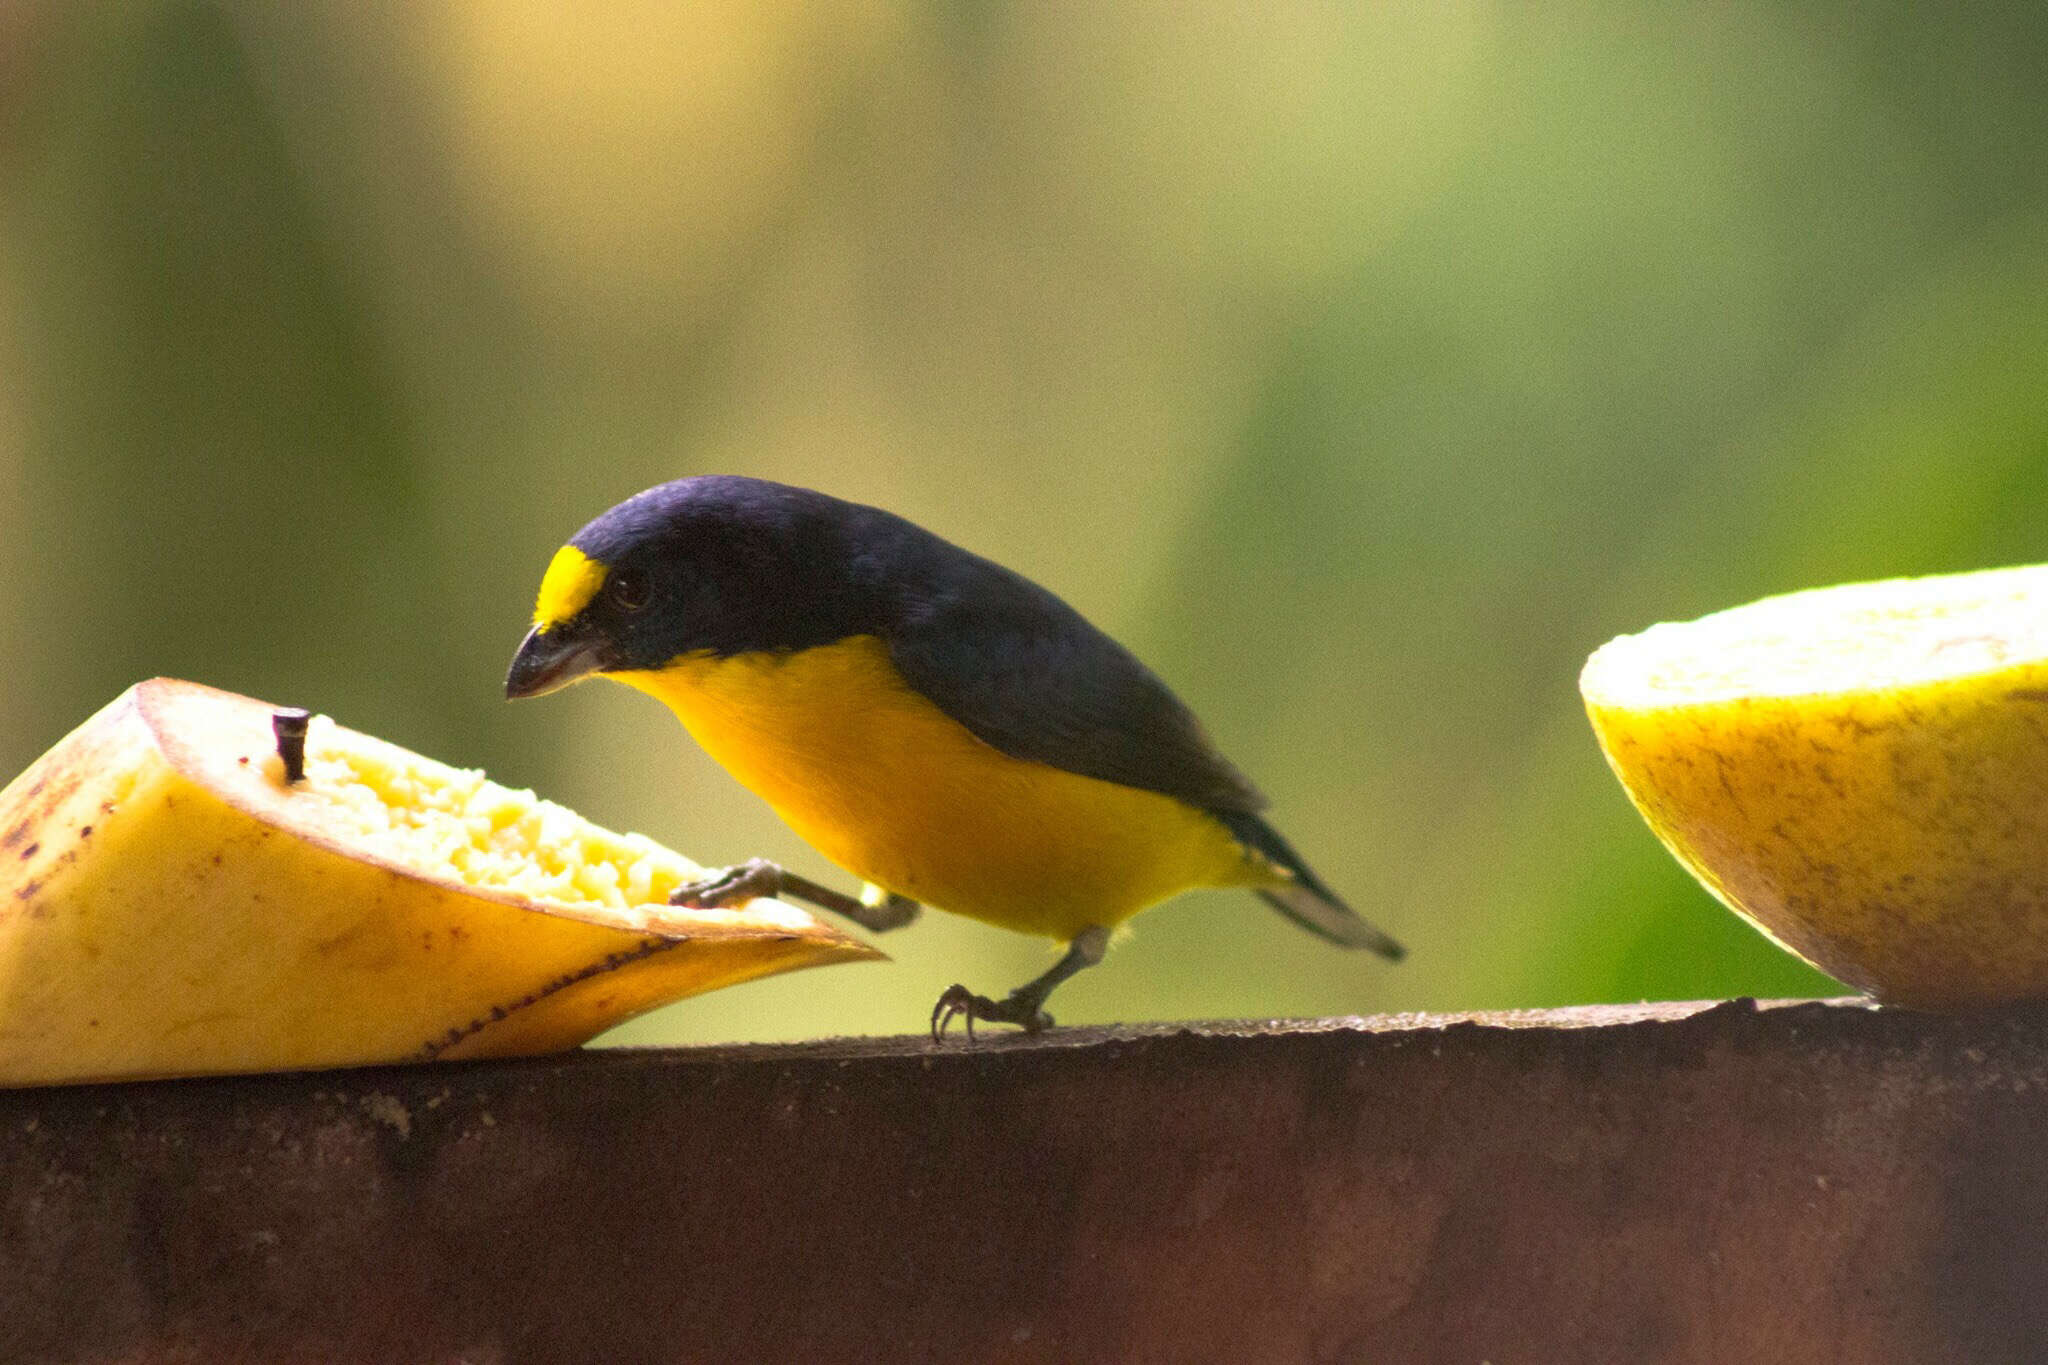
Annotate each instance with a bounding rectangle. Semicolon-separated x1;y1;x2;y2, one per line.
2;999;2045;1363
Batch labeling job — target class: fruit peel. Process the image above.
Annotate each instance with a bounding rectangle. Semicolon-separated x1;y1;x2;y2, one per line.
0;680;877;1086
1583;565;2048;1009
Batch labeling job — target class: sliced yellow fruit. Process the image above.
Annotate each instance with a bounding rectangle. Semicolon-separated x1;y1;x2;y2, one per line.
1581;563;2048;1008
0;679;877;1086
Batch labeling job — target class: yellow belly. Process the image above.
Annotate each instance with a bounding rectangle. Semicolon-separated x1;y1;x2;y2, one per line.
610;636;1270;941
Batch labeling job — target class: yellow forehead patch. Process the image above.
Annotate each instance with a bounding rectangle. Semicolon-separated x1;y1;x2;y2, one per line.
532;545;608;630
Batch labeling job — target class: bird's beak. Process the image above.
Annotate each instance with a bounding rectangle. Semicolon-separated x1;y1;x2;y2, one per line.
505;623;610;700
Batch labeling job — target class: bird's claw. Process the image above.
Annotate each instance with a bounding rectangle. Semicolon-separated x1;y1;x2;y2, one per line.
669;857;781;909
929;984;1053;1042
930;985;985;1042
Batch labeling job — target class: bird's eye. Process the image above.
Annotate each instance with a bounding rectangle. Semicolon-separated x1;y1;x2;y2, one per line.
606;569;650;612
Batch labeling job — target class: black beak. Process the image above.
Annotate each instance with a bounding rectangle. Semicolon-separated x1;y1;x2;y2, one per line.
505;623;610;700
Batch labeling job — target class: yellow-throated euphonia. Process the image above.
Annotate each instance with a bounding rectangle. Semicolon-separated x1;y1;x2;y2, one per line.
505;476;1402;1035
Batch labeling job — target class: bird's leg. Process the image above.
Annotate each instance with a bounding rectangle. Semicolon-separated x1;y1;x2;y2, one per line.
931;926;1110;1041
670;857;921;934
851;882;922;932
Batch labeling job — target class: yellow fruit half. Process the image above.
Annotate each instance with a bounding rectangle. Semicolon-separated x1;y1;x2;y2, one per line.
0;679;877;1086
1581;563;2048;1008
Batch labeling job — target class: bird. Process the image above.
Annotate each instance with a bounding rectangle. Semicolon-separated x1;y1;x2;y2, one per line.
504;475;1402;1037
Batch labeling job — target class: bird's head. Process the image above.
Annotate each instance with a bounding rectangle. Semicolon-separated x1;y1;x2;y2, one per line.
504;476;891;699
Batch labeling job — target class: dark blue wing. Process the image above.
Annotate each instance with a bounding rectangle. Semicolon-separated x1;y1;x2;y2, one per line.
883;549;1265;815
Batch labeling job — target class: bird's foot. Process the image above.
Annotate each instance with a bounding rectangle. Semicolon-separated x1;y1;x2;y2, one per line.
671;860;921;934
930;984;1053;1042
669;857;782;909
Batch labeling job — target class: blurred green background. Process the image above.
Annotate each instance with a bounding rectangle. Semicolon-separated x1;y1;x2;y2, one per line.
5;1;2045;1043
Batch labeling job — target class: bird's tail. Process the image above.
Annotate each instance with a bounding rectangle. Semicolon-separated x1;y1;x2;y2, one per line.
1216;809;1405;961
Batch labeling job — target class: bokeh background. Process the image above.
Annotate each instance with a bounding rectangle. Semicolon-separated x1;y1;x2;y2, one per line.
4;1;2045;1044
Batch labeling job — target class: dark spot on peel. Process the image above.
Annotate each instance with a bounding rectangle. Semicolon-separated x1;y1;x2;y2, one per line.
78;825;92;838
14;879;40;901
1;822;28;850
18;843;38;860
416;938;677;1060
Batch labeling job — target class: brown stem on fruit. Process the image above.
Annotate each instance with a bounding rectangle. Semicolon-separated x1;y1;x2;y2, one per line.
271;709;311;784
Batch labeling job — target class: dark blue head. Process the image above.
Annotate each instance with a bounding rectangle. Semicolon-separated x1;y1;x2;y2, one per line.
505;476;919;698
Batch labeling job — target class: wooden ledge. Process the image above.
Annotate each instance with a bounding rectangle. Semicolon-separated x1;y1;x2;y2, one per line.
4;999;2045;1363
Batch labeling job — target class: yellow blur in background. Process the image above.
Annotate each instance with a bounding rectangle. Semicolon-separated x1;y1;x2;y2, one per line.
4;1;2046;1042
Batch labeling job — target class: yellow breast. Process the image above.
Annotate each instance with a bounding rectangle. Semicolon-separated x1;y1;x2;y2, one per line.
610;636;1268;941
